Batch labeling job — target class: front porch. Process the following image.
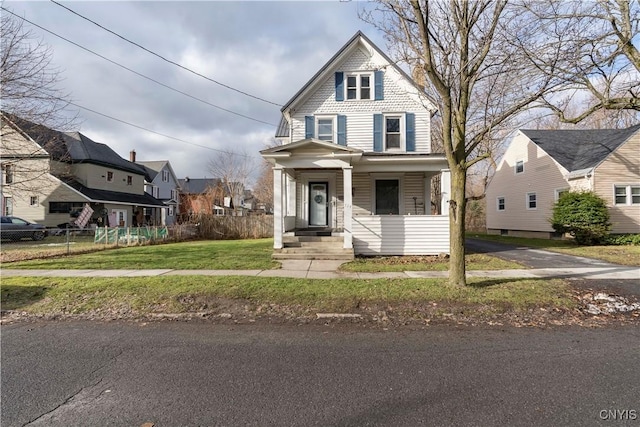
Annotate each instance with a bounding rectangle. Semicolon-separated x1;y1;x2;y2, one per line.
262;139;451;260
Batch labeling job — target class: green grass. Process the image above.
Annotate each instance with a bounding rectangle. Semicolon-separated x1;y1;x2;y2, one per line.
3;239;279;270
1;276;575;316
468;233;640;266
341;253;523;272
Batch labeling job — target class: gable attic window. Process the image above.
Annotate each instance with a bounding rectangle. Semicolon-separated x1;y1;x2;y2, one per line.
162;170;169;182
106;171;114;182
335;71;383;101
515;160;524;174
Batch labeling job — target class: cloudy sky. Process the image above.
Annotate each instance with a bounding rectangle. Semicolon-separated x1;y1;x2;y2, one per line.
4;1;384;184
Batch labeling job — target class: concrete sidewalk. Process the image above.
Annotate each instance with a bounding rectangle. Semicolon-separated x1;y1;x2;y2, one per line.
2;259;639;280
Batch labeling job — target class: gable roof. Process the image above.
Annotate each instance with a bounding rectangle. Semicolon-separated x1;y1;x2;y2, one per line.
520;124;640;172
279;31;435;117
2;113;144;175
136;160;177;183
178;178;221;194
261;138;363;155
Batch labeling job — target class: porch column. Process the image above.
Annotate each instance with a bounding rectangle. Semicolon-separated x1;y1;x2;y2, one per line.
273;166;284;249
342;166;353;249
440;169;450;215
424;176;432;215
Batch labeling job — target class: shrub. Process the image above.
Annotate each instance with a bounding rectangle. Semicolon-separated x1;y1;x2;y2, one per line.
603;234;640;246
550;191;611;245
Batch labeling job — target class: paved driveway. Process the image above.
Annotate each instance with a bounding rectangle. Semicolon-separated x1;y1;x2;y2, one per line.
466;238;640;297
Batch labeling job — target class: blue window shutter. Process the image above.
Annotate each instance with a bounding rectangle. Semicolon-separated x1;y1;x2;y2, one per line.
305;116;314;139
374;71;384;100
373;114;383;152
335;72;344;102
337;115;347;146
406;113;415;152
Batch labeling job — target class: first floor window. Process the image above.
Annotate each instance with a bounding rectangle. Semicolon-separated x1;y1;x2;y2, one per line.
168;206;174;216
555;188;569;200
385;116;401;150
49;202;85;214
30;196;38;206
527;192;537;209
615;185;640;205
375;179;399;215
317;118;334;142
497;197;505;211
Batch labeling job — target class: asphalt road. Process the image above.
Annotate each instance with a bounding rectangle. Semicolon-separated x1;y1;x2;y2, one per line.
2;321;639;427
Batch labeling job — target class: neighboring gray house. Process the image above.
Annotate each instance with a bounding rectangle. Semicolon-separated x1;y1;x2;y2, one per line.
134;152;180;225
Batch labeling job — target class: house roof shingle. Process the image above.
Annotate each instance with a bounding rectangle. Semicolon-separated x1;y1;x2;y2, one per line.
178;178;221;194
63;179;165;207
520;124;640;172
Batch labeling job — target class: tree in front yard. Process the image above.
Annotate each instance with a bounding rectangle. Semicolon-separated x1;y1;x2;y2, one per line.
551;191;611;245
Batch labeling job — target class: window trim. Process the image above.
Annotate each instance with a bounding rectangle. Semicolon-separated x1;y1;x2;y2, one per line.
526;192;537;210
555;188;569;201
315;115;336;143
345;71;374;101
497;197;505;211
383;113;405;152
515;160;524;174
30;196;39;206
614;184;640;206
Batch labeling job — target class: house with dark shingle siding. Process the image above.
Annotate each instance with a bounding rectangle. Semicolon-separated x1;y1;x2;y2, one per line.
485;124;640;237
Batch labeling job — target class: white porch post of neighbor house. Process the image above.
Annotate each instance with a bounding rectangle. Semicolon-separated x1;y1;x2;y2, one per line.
342;166;353;249
273;166;284;249
440;169;451;215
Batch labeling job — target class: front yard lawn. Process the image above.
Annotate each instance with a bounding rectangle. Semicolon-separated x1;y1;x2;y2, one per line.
468;233;640;266
3;239;278;270
341;253;523;272
1;276;575;321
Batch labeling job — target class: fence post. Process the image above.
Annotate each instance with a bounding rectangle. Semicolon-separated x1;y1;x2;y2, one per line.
66;228;70;255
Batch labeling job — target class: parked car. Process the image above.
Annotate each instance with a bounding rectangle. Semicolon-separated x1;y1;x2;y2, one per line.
0;216;47;241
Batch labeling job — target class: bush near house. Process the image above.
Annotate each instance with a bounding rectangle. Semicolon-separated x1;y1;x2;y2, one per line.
550;191;611;245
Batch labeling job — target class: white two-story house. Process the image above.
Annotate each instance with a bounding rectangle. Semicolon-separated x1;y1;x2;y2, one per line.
261;32;450;259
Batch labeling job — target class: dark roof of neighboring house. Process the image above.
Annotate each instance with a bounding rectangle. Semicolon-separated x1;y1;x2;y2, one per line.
520;124;640;172
178;178;221;194
137;161;170;182
3;113;144;175
63;179;165;207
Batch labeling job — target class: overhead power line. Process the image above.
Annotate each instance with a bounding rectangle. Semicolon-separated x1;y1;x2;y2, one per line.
50;0;283;107
1;8;277;127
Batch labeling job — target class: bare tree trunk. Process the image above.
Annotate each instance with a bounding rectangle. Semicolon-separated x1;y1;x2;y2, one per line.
449;166;467;286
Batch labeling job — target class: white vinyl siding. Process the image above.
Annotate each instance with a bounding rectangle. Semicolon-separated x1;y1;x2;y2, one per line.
290;48;432;153
353;216;449;255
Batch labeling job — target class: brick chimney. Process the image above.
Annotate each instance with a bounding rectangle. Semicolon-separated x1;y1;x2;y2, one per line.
130;150;136;162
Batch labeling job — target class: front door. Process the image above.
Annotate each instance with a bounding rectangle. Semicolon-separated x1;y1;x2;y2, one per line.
309;182;328;227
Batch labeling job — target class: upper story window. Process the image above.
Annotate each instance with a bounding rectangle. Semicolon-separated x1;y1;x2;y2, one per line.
106;171;114;182
30;196;39;206
162;170;169;182
385;116;402;150
127;175;133;186
4;164;14;184
373;113;415;153
497;197;505;211
527;192;537;209
317;117;334;142
153;187;159;198
615;185;640;205
515;160;524;174
171;189;178;200
346;73;372;100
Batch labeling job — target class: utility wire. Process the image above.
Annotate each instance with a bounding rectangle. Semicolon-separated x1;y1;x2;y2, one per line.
2;8;277;127
65;97;258;159
50;0;283;107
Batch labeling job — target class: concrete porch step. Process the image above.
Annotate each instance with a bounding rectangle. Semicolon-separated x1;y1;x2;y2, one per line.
272;251;354;261
283;236;343;243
